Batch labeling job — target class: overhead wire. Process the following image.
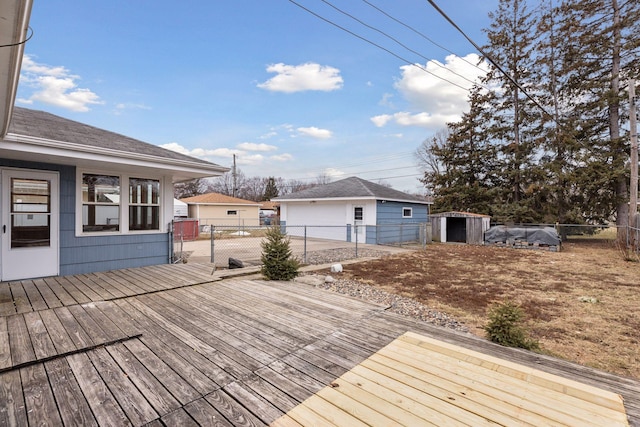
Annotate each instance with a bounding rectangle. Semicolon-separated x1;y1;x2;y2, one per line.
425;0;554;120
286;0;474;91
0;26;33;48
361;0;487;74
318;0;485;89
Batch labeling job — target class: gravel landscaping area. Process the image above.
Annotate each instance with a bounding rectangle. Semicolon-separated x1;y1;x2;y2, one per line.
297;272;469;333
303;247;398;264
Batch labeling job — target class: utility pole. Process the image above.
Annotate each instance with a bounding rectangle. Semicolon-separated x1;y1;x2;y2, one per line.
630;78;638;238
232;154;237;198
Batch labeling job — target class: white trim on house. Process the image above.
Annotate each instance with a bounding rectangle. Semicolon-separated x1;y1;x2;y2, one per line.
3;133;226;180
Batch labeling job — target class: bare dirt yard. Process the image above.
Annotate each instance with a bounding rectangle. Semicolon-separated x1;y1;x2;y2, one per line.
335;240;640;380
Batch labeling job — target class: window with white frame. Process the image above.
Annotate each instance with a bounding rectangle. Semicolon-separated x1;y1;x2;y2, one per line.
82;174;120;232
402;207;413;218
129;178;160;231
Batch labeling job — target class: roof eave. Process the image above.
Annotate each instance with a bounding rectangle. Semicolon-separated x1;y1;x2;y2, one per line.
0;0;33;138
2;132;229;178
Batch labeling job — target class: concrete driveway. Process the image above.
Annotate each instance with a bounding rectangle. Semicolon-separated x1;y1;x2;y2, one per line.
179;236;413;267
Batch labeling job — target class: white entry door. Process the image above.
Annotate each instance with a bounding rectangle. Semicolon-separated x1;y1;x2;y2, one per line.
1;169;59;281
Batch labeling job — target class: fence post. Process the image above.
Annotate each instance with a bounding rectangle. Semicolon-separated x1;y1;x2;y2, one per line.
355;225;359;258
303;226;307;264
168;221;174;264
210;226;215;265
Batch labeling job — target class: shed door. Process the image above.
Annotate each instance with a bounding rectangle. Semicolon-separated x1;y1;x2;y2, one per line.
1;169;59;281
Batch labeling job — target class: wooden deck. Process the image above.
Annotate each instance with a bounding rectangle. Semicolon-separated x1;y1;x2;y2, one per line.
1;264;639;426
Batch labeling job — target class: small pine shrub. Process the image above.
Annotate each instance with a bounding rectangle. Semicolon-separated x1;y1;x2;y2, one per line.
260;226;300;280
484;301;540;351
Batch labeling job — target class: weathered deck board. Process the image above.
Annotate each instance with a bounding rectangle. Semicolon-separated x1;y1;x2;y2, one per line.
66;352;131;426
0;369;27;426
31;278;62;309
44;358;97;426
9;281;35;313
21;364;63;427
1;266;638;426
6;313;36;366
183;397;235;427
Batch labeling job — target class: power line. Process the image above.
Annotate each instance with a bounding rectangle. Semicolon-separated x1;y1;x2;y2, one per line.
361;0;487;74
318;0;484;88
425;0;554;120
287;0;474;91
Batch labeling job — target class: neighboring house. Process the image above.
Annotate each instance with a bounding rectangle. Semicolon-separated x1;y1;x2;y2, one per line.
180;193;261;227
0;108;227;280
274;176;431;244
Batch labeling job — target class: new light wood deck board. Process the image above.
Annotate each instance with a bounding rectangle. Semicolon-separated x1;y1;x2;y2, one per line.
274;331;629;427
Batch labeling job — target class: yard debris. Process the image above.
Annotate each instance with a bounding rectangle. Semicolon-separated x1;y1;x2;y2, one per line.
330;263;343;273
229;257;244;269
324;275;336;284
578;296;599;304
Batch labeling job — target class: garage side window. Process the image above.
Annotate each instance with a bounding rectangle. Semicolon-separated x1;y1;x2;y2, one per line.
402;207;413;218
129;178;160;231
82;174;120;232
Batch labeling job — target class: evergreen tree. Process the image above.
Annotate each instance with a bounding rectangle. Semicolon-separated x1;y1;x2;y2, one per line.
481;0;541;222
422;86;500;215
553;0;640;230
263;177;279;201
174;178;207;199
260;227;300;281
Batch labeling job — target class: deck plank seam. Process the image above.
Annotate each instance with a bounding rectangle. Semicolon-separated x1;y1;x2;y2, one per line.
0;333;142;374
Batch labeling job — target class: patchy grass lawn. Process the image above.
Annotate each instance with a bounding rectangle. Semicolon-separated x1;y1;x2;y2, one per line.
339;240;640;380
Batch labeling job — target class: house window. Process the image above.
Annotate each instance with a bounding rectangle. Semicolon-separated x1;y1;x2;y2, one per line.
129;178;160;231
403;207;413;218
227;210;237;215
82;174;120;232
354;207;363;221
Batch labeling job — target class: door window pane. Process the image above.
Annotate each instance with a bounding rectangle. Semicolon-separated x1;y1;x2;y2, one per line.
11;178;51;248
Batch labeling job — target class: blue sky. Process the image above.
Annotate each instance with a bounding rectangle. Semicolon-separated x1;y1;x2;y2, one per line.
16;0;497;193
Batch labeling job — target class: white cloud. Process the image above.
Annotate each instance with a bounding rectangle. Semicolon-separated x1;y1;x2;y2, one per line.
395;54;487;114
296;126;332;139
161;142;288;166
237;142;277;152
373;54;488;129
114;103;151;114
18;55;103;112
323;168;345;179
270;153;294;161
371;111;461;128
371;114;392;127
257;62;343;93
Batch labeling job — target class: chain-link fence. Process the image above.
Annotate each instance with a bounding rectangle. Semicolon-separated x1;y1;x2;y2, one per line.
170;221;430;268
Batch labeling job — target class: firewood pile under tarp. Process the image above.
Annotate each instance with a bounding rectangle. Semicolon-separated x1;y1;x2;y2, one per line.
484;225;561;252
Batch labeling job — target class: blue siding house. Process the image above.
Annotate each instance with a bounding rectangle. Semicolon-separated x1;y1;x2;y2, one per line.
0;4;227;280
275;177;431;245
0;108;227;280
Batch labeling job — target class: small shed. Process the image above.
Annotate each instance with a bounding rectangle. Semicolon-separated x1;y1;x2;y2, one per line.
431;212;491;244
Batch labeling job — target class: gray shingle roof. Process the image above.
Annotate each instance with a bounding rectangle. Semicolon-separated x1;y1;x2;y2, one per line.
7;107;221;167
275;176;429;203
